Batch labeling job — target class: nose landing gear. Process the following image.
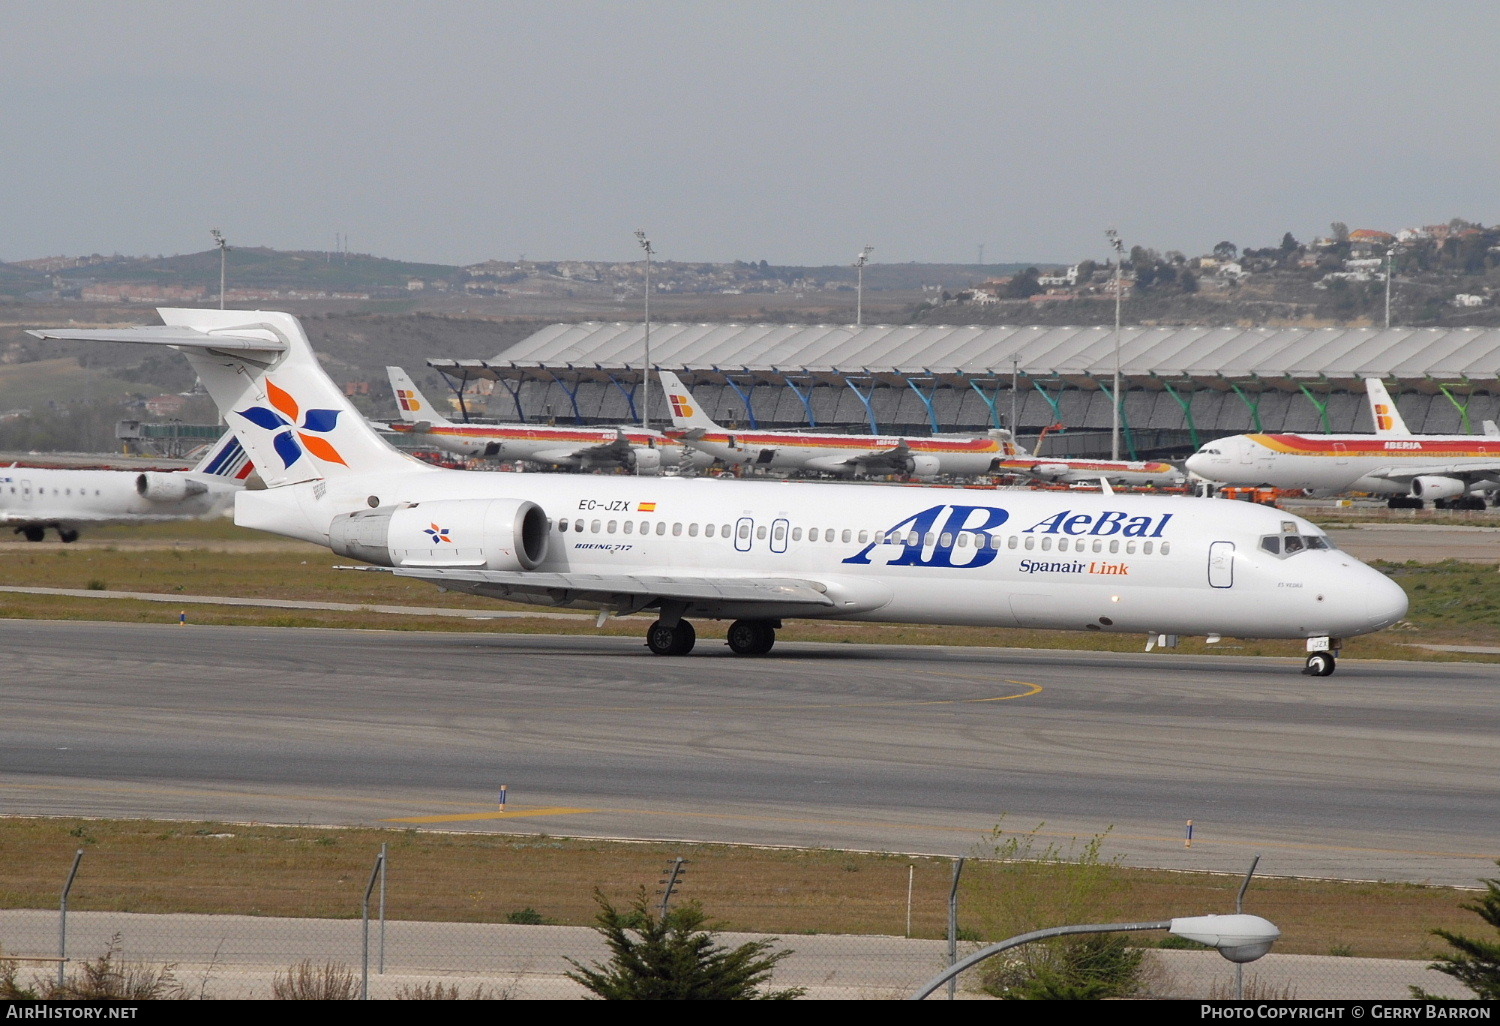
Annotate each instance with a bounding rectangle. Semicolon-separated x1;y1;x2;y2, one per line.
1303;652;1336;676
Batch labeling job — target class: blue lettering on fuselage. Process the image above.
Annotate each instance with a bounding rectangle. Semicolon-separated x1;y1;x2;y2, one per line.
842;504;1009;569
1023;509;1173;538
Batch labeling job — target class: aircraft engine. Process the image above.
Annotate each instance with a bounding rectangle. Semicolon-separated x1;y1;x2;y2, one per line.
135;472;209;502
1031;463;1071;481
1410;476;1466;501
631;447;663;475
329;497;549;571
905;454;941;478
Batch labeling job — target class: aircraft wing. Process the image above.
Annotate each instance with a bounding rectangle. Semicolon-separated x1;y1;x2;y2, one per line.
1365;462;1500;483
807;442;910;475
570;431;638;465
343;566;836;610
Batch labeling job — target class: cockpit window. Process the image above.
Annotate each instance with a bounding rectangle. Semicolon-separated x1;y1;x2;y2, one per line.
1259;532;1334;557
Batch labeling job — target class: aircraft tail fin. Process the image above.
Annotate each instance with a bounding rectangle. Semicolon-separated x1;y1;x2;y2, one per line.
189;430;256;481
387;366;454;426
1485;420;1500;437
31;309;427;489
987;427;1027;457
656;371;724;431
1365;378;1412;436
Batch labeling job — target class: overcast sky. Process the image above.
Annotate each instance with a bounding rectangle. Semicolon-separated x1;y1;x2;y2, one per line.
4;1;1496;268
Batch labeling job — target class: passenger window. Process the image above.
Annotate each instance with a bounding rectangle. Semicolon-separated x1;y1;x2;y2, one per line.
1143;540;1154;554
773;524;785;541
755;525;765;539
858;530;869;543
639;521;648;534
590;520;601;533
656;522;667;536
738;522;751;539
623;521;633;534
1057;538;1069;552
809;528;819;542
574;519;584;532
688;523;698;537
606;520;617;533
1125;541;1136;554
674;523;684;536
559;520;568;532
841;529;851;543
1007;536;1018;549
1024;536;1034;550
924;532;936;547
956;533;968;547
1109;539;1119;553
705;523;716;538
1161;541;1170;555
1093;539;1102;553
907;531;920;546
1041;536;1053;551
792;527;802;540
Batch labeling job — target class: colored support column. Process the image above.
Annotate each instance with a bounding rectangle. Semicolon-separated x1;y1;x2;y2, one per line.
499;785;508;813
1185;819;1194;848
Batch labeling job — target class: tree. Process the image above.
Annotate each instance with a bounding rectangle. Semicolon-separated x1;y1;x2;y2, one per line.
1212;241;1238;262
566;890;804;1000
1412;863;1500;999
1330;222;1350;244
1005;267;1042;299
1280;232;1300;254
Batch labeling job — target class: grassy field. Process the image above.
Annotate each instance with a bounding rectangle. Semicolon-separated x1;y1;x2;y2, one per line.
2;518;1498;661
0;817;1486;960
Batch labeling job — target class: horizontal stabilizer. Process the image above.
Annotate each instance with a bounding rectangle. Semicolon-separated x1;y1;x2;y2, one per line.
28;325;287;356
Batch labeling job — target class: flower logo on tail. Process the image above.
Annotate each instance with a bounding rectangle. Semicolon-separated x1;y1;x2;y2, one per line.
236;380;348;468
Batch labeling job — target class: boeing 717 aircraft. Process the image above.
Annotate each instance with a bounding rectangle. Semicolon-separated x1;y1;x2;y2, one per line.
656;370;1010;479
1;432;251;541
32;310;1409;676
1186;379;1500;509
382;366;712;474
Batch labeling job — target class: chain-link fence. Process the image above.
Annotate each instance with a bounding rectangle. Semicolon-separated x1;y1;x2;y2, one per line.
0;846;1474;1000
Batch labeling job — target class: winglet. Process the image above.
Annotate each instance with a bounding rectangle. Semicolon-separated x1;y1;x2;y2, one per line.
1365;378;1411;436
656;371;723;430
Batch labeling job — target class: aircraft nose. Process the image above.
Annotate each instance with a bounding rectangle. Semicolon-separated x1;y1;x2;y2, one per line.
1184;452;1210;476
1362;569;1409;631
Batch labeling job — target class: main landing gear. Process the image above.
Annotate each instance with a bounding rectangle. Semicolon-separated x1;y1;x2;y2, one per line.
645;617;780;657
14;526;77;543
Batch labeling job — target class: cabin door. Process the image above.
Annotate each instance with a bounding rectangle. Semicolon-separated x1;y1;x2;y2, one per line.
1208;541;1235;588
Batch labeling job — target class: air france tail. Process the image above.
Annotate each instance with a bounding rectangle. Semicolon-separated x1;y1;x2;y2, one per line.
1365;378;1412;436
656;371;724;431
387;366;453;426
189;430;255;482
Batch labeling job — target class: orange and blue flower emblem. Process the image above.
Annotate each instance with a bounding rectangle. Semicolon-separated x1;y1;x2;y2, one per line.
236;381;347;468
423;524;452;543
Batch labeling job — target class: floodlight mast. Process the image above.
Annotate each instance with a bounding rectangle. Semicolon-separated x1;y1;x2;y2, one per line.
1106;228;1125;460
854;245;874;326
210;229;230;310
635;229;654;432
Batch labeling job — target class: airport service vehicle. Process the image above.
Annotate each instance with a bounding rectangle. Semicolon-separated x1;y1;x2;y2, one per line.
32;310;1408;676
1;432;250;542
656;370;1009;479
383;366;713;474
1186;379;1500;509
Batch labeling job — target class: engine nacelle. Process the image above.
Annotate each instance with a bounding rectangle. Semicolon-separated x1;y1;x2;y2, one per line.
1031;462;1072;482
631;446;662;475
904;453;941;479
136;472;209;502
329;497;549;570
1411;476;1466;501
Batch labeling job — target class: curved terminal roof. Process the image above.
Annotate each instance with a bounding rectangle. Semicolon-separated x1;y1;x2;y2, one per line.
429;322;1500;393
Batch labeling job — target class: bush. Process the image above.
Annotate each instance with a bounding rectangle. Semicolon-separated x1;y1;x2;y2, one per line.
980;933;1144;1000
1413;861;1500;1000
272;960;357;1000
566;889;804;1000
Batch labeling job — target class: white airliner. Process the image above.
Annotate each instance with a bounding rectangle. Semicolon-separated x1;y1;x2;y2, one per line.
656;370;1010;479
31;310;1409;676
1;432;251;542
1186;379;1500;509
382;366;713;474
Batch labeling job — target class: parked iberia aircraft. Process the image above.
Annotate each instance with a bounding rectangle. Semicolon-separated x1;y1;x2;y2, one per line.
1;431;251;542
992;453;1185;488
381;367;712;474
31;310;1408;676
656;370;1011;479
1186;379;1500;509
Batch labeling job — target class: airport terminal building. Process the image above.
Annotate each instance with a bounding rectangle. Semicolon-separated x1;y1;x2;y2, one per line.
427;323;1500;458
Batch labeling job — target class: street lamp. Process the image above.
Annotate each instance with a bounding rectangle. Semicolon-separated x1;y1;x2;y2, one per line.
854;245;874;327
909;913;1281;1000
1106;228;1125;460
210;228;230;310
1385;245;1399;329
635;229;654;431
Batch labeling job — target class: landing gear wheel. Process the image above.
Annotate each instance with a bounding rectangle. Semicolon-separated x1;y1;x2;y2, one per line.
57;528;79;543
727;619;776;656
20;526;45;542
1303;652;1336;677
646;619;696;656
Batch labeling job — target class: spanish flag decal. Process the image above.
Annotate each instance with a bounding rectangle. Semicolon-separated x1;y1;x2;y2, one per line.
638;502;657;512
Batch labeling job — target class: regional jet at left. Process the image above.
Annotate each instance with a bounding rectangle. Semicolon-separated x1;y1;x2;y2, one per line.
1;432;251;541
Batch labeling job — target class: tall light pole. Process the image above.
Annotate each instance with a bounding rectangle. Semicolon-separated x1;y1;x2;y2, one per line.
854;245;873;326
1010;353;1020;448
1106;228;1125;460
1385;245;1397;329
635;229;654;430
210;228;229;310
